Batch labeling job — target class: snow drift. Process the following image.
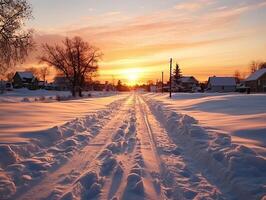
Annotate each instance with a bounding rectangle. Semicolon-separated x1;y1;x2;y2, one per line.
147;100;266;200
0;98;125;200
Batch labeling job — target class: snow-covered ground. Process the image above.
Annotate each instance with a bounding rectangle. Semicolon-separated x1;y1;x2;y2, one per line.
0;92;265;200
143;93;266;157
0;88;118;103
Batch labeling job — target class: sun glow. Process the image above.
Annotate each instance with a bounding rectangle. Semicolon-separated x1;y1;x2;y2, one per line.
123;68;142;86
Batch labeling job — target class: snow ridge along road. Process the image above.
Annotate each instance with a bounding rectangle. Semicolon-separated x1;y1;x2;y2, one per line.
1;93;265;200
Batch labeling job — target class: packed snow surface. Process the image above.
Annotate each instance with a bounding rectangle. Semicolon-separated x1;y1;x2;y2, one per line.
144;93;266;157
0;92;265;200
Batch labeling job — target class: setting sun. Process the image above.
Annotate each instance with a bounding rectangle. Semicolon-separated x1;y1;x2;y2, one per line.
127;73;138;84
124;68;142;85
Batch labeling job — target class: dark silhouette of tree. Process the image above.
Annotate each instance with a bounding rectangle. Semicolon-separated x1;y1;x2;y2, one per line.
259;62;266;69
0;0;34;77
6;71;15;81
117;80;122;91
116;80;130;91
40;36;101;97
173;63;182;85
250;60;266;74
39;66;50;82
234;70;241;83
250;61;260;74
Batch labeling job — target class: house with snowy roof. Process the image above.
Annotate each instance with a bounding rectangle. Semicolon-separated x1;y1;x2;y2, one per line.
180;76;199;92
206;76;236;92
13;71;38;88
245;68;266;93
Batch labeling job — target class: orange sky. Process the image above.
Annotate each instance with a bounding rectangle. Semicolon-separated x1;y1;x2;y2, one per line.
22;0;266;84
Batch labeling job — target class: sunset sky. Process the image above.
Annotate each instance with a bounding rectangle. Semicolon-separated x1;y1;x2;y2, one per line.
25;0;266;84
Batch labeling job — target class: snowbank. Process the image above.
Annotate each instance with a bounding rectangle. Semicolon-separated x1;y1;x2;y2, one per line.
0;97;125;199
144;93;266;156
0;94;129;143
0;88;119;103
147;99;266;200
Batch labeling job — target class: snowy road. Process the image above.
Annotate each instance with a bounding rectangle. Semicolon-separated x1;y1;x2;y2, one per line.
1;93;265;200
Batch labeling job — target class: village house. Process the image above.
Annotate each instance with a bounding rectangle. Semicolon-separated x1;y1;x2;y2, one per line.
12;71;38;88
180;76;199;92
0;81;13;92
206;76;236;92
245;68;266;93
53;76;70;91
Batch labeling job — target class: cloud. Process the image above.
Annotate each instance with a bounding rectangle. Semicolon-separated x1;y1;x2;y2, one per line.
174;2;203;11
174;0;215;11
102;36;244;62
23;0;266;82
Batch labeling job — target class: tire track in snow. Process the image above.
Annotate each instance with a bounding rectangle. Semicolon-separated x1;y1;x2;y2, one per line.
100;100;139;200
101;94;166;200
135;95;167;200
16;95;134;200
138;95;226;200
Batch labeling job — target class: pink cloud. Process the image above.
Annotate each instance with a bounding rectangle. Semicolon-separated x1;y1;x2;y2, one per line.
21;0;266;82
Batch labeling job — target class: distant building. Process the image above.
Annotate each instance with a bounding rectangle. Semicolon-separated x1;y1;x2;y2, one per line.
0;81;13;92
180;76;199;92
53;76;70;91
13;71;38;88
150;85;157;93
38;81;47;89
245;68;266;93
207;76;236;92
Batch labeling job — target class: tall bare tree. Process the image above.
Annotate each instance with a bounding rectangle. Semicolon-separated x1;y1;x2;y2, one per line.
39;66;50;82
0;0;34;77
40;36;101;97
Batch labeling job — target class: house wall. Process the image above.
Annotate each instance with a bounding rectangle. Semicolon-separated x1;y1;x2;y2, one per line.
246;81;257;92
150;86;157;92
181;82;194;91
13;73;23;88
246;73;266;92
208;85;236;92
258;73;266;92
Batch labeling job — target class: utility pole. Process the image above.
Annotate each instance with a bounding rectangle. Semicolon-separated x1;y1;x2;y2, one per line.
169;58;172;98
162;71;164;93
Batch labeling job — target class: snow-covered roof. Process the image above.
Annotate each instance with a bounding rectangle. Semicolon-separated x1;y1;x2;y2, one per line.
180;76;198;83
208;77;236;86
17;72;34;79
245;68;266;81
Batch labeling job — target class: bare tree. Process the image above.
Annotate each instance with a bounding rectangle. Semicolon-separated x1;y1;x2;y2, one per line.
241;72;247;80
259;62;266;69
6;71;15;81
250;61;260;74
25;67;40;79
40;36;101;97
234;70;241;83
39;66;50;82
249;60;266;75
0;0;34;77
